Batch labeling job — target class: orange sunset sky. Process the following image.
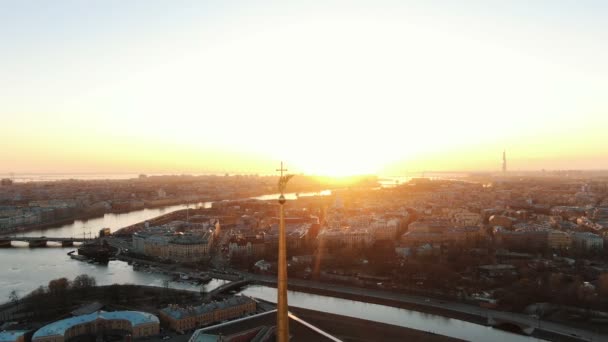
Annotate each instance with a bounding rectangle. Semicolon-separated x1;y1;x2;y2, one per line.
2;1;607;176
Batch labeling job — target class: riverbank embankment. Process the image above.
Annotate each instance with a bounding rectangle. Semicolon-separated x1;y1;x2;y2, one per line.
249;276;593;342
290;307;465;342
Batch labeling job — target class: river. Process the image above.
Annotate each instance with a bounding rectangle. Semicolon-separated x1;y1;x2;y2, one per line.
0;248;546;342
0;191;547;342
240;286;548;342
0;190;328;298
9;190;330;239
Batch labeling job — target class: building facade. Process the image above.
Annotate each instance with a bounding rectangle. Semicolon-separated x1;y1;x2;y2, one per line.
159;296;256;333
0;331;27;342
572;232;604;251
132;232;210;262
32;311;159;342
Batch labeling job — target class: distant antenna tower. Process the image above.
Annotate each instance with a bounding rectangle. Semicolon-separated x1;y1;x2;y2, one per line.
502;150;507;173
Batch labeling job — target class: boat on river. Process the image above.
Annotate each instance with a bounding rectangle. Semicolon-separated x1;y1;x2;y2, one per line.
78;240;113;263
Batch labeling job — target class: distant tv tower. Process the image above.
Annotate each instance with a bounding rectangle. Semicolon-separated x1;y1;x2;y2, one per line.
502;150;507;173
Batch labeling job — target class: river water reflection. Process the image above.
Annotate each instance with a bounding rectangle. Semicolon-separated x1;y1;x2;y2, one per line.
10;190;328;239
240;285;548;342
15;202;212;238
0;249;546;342
0;245;229;299
0;191;327;297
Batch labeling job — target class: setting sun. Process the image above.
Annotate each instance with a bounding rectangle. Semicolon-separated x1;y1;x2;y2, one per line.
2;2;608;175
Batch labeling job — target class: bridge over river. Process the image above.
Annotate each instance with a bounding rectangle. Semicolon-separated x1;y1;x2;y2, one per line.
205;279;252;300
0;236;90;247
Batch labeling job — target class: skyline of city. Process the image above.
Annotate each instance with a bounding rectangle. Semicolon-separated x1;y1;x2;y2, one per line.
4;149;608;178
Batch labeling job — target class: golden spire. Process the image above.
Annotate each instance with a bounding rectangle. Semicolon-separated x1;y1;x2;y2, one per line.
276;161;292;342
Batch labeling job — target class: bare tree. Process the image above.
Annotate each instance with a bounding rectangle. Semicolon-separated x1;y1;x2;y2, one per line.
8;290;19;304
27;286;47;298
72;274;97;289
48;277;70;295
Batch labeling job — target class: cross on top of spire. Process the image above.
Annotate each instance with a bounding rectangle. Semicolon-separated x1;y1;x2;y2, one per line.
277;162;293;196
276;161;288;178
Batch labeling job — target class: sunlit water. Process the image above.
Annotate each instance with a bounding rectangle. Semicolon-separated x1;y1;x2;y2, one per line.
0;248;545;342
7;189;330;239
0;244;228;299
0;190;330;297
241;285;547;342
12;202;213;238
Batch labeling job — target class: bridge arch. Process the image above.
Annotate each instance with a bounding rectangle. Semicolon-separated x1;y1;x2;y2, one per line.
489;317;534;335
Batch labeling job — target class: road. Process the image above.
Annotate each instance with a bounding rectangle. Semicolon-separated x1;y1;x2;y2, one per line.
210;227;232;269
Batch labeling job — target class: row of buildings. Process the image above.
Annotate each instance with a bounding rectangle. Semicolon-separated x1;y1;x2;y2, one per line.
0;204;77;231
3;297;258;342
227;222;320;258
397;219;604;253
159;296;257;333
131;222;216;262
226;217;401;257
494;227;604;251
30;311;160;342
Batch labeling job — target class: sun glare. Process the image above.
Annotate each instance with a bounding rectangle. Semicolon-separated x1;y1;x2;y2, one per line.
2;3;608;174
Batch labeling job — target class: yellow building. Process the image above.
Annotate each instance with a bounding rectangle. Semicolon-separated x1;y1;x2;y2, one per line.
135;233;210;262
167;234;210;262
159;296;256;333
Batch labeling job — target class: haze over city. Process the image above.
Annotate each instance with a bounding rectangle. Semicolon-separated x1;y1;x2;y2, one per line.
4;2;608;342
2;1;608;176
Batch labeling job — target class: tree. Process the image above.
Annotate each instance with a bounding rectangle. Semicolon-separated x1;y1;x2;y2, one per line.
72;274;97;289
48;277;70;296
8;290;19;304
28;286;47;298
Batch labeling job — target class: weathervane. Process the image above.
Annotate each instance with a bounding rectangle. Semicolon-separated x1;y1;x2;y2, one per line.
277;161;294;200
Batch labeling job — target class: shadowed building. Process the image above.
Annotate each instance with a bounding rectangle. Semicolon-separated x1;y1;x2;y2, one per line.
188;310;341;342
0;331;27;342
32;311;159;342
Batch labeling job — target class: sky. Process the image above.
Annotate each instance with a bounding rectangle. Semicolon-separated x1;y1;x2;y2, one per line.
1;1;607;176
